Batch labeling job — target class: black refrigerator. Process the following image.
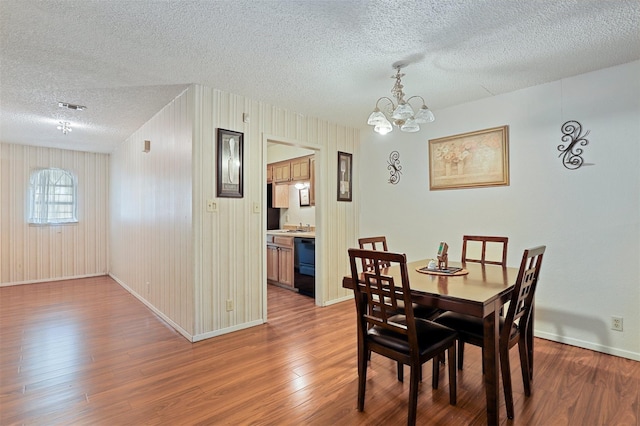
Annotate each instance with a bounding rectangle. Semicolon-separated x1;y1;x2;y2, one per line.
266;183;280;230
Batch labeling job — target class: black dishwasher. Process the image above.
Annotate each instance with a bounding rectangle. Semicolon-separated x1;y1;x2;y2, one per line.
294;238;315;297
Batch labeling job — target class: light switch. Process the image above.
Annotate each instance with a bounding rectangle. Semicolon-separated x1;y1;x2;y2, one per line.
252;202;260;214
206;199;218;212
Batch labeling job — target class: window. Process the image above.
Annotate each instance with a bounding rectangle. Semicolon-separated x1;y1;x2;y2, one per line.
28;168;78;224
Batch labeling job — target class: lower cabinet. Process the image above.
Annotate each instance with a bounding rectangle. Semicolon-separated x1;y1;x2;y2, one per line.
267;236;294;287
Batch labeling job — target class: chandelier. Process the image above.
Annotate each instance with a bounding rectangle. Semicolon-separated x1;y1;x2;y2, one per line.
367;63;435;134
57;121;72;135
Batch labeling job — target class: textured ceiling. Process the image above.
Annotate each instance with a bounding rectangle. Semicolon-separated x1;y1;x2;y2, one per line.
1;0;639;153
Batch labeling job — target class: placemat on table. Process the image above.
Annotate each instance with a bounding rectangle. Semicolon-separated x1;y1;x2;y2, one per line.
416;266;469;276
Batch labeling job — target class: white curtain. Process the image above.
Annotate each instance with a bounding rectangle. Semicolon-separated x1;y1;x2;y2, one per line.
29;168;77;224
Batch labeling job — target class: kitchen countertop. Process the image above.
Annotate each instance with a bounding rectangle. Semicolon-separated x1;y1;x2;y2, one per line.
267;229;315;238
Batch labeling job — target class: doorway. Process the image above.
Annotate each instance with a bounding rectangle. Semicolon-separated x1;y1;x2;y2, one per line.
263;137;321;318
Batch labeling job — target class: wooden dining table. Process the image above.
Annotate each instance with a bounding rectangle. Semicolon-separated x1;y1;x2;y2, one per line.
342;259;523;425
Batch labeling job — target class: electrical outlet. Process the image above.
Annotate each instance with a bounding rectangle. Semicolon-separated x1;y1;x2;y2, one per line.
611;316;623;331
226;299;234;312
252;202;260;214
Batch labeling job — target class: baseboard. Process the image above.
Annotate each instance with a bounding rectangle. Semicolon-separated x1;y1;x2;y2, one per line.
0;273;105;287
193;320;265;342
323;294;353;306
108;273;194;342
535;330;640;361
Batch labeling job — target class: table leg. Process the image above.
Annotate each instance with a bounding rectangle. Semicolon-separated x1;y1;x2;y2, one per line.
483;301;500;425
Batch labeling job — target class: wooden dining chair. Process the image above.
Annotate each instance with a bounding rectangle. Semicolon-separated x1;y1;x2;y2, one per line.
458;235;510;363
359;236;441;323
461;235;509;266
348;248;458;426
358;236;390;271
434;245;546;419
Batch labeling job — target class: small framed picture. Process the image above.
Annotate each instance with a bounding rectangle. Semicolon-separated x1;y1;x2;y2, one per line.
299;187;310;206
337;151;352;202
216;128;243;198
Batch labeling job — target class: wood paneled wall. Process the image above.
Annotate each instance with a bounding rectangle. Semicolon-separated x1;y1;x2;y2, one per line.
109;89;195;337
109;85;359;341
0;143;109;284
192;85;359;339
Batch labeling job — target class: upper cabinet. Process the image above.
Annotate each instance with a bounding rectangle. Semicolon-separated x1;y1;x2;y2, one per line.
290;156;310;181
269;155;312;183
267;154;315;207
273;161;291;183
309;156;315;206
266;164;273;183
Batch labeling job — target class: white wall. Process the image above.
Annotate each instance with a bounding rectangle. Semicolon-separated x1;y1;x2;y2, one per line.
359;61;640;360
0;144;109;285
282;183;315;228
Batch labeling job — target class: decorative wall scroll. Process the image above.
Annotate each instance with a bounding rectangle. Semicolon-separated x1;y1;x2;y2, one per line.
216;128;244;198
387;150;402;184
337;151;352;201
428;125;509;190
558;120;590;170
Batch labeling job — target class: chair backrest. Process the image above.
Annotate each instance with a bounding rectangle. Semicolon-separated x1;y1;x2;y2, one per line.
501;246;546;343
461;235;509;266
358;236;390;271
348;248;418;346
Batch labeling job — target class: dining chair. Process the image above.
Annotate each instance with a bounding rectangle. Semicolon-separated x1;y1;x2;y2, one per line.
348;248;458;426
457;235;510;364
434;245;546;419
461;235;509;266
358;236;441;317
357;236;390;271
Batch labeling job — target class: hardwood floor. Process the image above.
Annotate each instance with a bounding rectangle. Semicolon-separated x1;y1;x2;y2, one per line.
1;276;638;425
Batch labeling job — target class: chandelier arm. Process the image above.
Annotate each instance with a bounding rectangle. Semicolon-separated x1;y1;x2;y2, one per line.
405;95;427;108
375;96;396;110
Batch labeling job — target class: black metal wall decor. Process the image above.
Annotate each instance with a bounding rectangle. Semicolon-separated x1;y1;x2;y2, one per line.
387;150;402;184
558;120;590;170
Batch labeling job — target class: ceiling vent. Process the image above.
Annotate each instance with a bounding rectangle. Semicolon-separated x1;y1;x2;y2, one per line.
58;102;87;111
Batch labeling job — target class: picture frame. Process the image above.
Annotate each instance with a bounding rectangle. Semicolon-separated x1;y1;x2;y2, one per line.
428;125;509;190
216;128;244;198
299;187;310;206
337;151;352;201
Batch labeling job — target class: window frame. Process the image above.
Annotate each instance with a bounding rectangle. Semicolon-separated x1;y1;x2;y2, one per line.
28;167;78;225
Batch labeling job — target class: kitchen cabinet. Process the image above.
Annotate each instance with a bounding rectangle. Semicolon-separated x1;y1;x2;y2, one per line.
267;235;294;287
266;164;273;183
273;161;291;183
290;156;310;181
309;156;315;206
273;183;289;208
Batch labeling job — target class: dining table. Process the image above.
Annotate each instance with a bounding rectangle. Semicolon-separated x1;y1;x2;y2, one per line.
342;259;524;426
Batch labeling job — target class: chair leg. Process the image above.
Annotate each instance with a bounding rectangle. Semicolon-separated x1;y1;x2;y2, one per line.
448;343;457;405
408;365;420;426
357;346;368;411
458;340;465;370
499;345;514;419
518;337;532;396
397;361;403;382
432;356;439;389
